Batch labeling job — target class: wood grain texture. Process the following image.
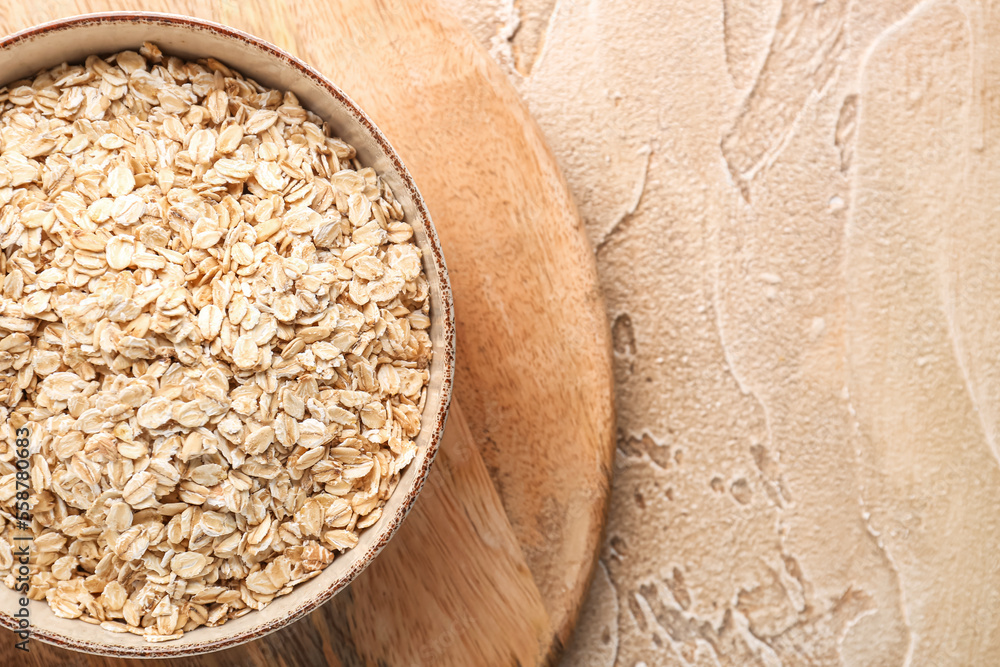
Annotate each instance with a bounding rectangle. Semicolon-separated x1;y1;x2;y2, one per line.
0;1;614;665
293;1;616;643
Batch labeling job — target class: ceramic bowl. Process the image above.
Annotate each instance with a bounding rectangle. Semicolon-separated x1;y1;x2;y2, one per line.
0;11;454;657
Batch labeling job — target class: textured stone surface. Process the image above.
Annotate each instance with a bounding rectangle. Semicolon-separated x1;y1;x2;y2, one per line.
442;1;1000;665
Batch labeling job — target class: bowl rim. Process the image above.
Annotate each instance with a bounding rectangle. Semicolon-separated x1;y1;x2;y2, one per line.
0;10;455;658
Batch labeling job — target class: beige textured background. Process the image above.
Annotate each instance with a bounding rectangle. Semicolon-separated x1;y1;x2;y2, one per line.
441;1;1000;665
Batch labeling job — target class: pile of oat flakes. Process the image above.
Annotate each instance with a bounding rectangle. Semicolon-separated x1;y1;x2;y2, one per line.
0;43;431;641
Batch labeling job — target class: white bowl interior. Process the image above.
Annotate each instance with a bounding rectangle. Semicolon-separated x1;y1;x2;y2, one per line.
0;14;452;656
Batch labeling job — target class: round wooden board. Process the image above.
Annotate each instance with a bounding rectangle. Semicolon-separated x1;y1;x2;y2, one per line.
0;1;615;665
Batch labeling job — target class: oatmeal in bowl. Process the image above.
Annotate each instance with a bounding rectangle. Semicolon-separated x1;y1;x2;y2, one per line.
0;13;453;657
